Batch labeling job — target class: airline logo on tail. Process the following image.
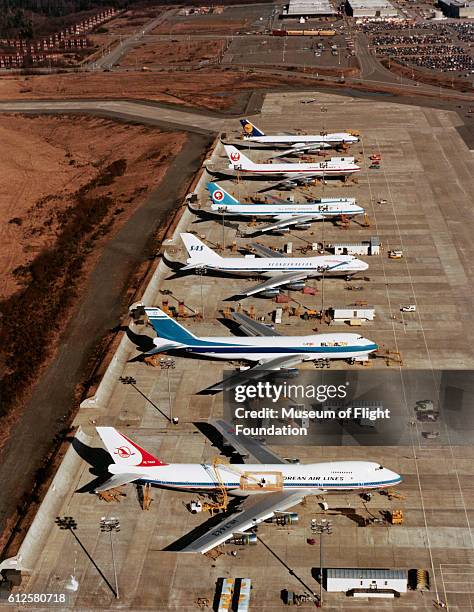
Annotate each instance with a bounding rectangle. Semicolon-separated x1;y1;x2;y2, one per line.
207;182;239;206
181;233;223;263
96;427;167;467
224;145;254;169
240;119;265;137
212;189;224;202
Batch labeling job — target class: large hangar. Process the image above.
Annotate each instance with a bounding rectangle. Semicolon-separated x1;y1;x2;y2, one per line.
282;0;338;18
345;0;398;17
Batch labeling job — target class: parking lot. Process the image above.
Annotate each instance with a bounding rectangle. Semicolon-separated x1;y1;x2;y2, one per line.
224;33;354;70
365;23;474;77
16;92;474;610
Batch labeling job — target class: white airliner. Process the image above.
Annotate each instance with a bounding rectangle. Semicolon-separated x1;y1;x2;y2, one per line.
240;118;359;156
180;233;368;296
203;181;365;234
140;306;378;392
96;425;402;553
223;145;360;186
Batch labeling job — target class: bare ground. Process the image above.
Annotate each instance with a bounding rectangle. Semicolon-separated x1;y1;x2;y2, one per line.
119;39;226;67
0;115;185;299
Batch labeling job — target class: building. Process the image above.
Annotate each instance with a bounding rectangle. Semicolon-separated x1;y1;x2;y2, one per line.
328;236;380;256
345;0;398;17
282;0;337;18
330;306;375;322
326;568;408;594
438;0;474;18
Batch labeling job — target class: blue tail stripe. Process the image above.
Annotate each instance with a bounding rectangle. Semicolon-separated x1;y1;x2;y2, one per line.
206;182;240;206
147;315;198;344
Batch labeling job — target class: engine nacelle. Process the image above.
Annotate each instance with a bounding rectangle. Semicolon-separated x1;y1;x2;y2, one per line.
293;223;311;230
286;281;306;291
227;532;258;546
265;512;299;525
262;288;280;297
271;227;290;234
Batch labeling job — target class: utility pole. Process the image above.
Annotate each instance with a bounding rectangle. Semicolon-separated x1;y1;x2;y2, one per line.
99;517;121;599
159;358;176;423
314;519;333;607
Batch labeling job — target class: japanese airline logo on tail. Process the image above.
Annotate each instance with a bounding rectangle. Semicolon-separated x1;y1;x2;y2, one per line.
230;151;241;162
212;189;224;202
114;446;135;459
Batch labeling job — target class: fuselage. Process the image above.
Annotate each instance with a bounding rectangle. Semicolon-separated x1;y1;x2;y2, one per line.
109;460;401;497
230;158;360;177
187;255;368;278
243;133;359;147
154;332;378;362
211;200;365;219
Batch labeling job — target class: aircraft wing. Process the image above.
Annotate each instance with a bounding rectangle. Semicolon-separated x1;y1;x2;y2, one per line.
238;272;309;297
248;242;286;258
180;489;315;554
94;473;140;493
253;214;322;234
231;311;282;336
270;144;327;158
257;176;320;192
210;419;287;464
202;354;308;393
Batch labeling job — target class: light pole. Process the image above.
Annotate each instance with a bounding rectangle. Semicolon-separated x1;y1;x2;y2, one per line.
159;358;176;423
195;266;206;319
100;517;121;600
314;519;333;607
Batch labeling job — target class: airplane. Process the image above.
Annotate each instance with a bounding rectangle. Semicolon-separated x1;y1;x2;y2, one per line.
223;145;360;189
95;425;402;553
180;233;368;297
240;118;359;157
139;305;378;389
202;181;365;234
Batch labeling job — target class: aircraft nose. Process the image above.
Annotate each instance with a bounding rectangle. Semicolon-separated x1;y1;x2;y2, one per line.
387;469;402;485
363;339;378;352
356;260;369;271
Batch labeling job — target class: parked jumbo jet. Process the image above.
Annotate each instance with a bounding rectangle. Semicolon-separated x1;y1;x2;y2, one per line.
223;145;360;189
139;306;377;392
203;181;365;234
240;118;359;157
180;233;368;297
95;425;401;553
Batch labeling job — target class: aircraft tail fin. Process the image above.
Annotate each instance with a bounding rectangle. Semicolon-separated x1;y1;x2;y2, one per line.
96;427;167;468
144;306;200;344
240;118;265;137
224;145;255;169
180;233;223;265
207;182;240;206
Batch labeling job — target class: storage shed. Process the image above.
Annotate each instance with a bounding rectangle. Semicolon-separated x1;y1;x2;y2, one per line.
326;568;408;594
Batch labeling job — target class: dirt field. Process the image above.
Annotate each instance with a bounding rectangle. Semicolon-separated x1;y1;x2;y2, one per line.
0;69;320;110
154;19;249;35
0;115;185;299
0;115;187;433
102;8;161;35
120;39;226;67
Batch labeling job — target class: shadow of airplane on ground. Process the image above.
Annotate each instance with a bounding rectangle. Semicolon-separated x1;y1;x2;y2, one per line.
72;437;114;494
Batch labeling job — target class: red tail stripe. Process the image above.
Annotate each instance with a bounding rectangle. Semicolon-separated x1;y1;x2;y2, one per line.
121;433;168;467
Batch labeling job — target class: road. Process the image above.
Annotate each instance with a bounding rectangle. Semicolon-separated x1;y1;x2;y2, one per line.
0;100;225;134
87;10;176;71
